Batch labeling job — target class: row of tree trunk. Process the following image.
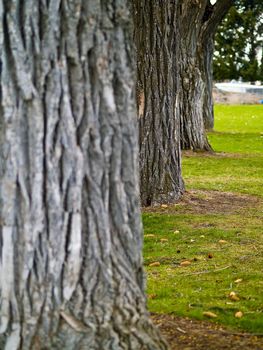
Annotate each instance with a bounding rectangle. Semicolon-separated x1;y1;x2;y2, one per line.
138;0;233;206
0;0;232;348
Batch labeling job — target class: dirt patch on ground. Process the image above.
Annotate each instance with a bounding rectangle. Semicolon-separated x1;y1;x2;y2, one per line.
177;189;261;215
151;313;263;350
143;190;261;216
183;149;244;159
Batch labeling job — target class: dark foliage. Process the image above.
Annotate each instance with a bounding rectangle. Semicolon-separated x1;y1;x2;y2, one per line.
213;0;263;82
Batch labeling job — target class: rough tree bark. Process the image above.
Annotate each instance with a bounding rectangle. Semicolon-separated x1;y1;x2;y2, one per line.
177;0;212;151
134;1;184;206
0;1;168;349
178;0;232;150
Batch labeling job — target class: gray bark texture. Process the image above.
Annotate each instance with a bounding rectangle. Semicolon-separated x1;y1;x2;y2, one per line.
0;1;168;349
178;0;212;151
134;1;184;206
178;0;232;149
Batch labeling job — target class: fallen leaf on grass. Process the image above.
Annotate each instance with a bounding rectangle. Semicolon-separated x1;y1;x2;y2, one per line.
149;262;161;267
203;311;217;318
234;278;243;284
180;260;191;267
145;234;155;238
229;291;240;301
160;238;169;243
235;311;243;318
174;230;180;234
147;294;157;299
218;240;227;244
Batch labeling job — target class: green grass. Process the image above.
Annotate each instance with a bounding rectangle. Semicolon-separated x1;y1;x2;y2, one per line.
143;105;263;334
210;105;263;154
214;105;263;134
183;156;263;196
183;105;263;196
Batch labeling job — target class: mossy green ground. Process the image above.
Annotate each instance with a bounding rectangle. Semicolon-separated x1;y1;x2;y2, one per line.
143;105;263;334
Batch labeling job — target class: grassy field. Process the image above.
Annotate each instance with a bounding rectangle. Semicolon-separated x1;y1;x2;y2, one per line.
143;105;263;334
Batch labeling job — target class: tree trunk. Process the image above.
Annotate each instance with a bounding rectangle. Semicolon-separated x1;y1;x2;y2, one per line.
178;0;232;149
0;1;168;349
201;36;215;130
178;0;212;151
199;0;233;130
134;1;184;206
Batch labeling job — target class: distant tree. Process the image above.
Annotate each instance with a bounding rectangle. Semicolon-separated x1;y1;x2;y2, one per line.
178;0;232;147
199;0;233;130
214;0;263;82
177;0;212;150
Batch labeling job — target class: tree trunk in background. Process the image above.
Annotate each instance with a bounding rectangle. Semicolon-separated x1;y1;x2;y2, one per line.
134;1;184;206
199;0;233;130
178;0;212;151
201;36;215;130
0;1;167;349
178;0;232;149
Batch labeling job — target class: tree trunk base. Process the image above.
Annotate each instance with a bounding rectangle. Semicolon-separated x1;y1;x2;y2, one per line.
18;312;168;350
